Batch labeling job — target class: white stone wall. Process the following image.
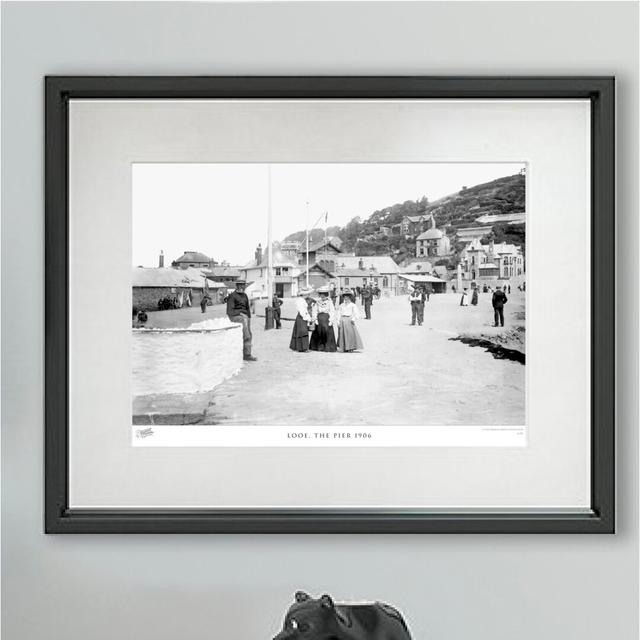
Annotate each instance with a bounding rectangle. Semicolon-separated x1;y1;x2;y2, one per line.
132;324;243;396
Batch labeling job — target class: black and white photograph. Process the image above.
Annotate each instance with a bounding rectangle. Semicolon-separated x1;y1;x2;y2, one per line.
131;162;526;442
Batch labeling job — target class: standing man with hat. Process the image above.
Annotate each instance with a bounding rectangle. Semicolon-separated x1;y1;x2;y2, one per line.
491;285;508;327
226;279;257;361
271;291;283;330
361;284;373;319
409;283;423;326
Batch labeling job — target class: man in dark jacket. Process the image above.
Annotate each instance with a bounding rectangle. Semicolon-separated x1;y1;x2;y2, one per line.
362;285;373;319
272;293;283;329
492;286;508;327
226;279;256;361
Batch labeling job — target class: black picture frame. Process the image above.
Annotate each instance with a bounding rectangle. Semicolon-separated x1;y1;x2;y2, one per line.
45;76;615;534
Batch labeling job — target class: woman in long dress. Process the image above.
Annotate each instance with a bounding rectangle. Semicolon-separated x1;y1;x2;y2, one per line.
309;286;337;352
289;287;313;352
336;289;363;352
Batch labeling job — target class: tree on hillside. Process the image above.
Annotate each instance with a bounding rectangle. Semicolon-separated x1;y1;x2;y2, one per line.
283;228;326;244
340;216;363;250
481;223;526;251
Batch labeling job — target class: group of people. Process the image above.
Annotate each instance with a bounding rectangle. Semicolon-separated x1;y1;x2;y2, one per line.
289;286;364;353
353;284;381;301
223;275;514;363
223;280;368;362
458;285;509;327
158;291;193;311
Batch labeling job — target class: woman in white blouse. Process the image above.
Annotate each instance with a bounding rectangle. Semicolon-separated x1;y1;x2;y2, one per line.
336;289;364;352
289;287;313;352
309;286;337;352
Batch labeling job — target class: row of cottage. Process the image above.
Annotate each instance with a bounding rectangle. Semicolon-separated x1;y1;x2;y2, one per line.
132;234;524;310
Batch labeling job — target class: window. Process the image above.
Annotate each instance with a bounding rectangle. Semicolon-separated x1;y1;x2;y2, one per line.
275;267;281;276
362;278;367;285
345;278;349;285
383;276;388;287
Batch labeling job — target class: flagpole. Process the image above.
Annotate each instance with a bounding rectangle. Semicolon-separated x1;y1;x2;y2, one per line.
324;211;327;250
305;201;310;288
267;164;273;302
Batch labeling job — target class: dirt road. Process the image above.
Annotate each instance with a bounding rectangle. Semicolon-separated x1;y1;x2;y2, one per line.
158;292;526;426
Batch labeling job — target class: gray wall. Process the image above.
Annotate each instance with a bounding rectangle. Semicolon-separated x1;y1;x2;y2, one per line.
2;2;637;639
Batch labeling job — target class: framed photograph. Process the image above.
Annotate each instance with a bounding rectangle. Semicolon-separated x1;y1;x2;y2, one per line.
45;76;614;533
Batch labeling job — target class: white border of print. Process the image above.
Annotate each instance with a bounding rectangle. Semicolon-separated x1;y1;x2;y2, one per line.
69;99;589;509
133;424;527;447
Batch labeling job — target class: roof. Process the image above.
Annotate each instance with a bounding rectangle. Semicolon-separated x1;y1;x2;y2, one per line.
335;268;380;277
132;267;208;288
400;260;433;273
334;255;400;274
245;248;299;270
404;215;428;223
432;265;449;279
475;212;526;224
297;263;335;278
417;228;444;240
207;266;242;278
465;238;484;252
493;242;522;255
456;226;492;238
172;251;212;264
307;238;343;253
399;274;445;283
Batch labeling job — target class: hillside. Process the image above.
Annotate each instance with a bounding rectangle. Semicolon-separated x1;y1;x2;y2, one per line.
282;172;525;263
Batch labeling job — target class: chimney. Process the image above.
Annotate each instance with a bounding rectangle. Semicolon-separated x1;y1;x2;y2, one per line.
255;243;262;264
158;250;164;268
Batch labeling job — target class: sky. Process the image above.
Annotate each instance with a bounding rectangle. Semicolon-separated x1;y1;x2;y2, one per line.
132;162;525;267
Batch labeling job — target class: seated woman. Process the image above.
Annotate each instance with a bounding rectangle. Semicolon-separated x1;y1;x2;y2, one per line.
309;286;337;352
336;289;363;353
289;287;313;352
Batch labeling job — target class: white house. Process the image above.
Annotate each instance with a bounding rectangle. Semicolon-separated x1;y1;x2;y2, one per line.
459;239;524;286
240;247;302;298
333;255;401;294
415;215;451;257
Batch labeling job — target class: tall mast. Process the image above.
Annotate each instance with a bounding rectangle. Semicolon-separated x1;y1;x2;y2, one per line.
305;201;310;288
267;164;273;300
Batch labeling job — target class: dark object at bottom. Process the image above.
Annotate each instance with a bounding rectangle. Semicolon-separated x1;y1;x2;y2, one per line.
265;306;274;330
309;312;337;352
289;314;309;352
273;591;412;640
450;336;525;364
